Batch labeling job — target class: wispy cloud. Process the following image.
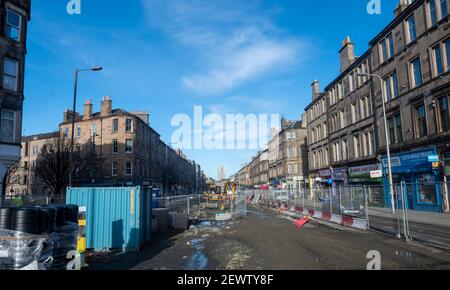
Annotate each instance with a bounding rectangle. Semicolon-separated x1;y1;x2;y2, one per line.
208;94;284;115
140;0;309;95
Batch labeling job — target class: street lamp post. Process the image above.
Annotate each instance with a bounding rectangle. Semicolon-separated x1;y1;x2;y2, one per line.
69;67;103;187
358;73;396;215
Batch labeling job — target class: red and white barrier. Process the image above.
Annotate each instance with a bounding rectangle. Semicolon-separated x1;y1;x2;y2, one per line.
284;206;367;230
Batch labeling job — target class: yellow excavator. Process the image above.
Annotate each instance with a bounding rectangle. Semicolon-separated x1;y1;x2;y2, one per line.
206;181;238;201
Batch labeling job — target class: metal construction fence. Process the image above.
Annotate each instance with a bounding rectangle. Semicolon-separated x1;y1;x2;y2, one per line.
0;194;66;207
242;182;450;249
243;187;368;219
153;193;247;220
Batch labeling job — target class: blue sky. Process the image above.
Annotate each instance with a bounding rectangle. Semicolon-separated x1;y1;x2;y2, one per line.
24;0;398;179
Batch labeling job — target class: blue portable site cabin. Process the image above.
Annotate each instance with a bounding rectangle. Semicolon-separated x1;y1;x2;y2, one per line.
381;148;443;213
66;186;152;251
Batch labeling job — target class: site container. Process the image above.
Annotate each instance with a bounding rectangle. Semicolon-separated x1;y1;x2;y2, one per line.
66;187;152;251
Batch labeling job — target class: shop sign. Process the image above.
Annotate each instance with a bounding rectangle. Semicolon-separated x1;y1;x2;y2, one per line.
332;168;346;181
319;169;331;178
381;149;437;171
370;170;382;179
428;155;439;162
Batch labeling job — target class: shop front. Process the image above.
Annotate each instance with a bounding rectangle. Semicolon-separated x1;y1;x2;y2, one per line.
331;168;348;186
381;148;443;213
349;164;382;185
318;169;332;187
349;164;384;207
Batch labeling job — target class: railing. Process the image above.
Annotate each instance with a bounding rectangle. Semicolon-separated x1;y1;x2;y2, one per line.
243;182;450;249
0;194;66;207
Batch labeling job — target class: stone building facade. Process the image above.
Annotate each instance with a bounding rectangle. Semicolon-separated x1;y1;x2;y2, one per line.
0;0;30;196
248;149;269;187
268;117;308;189
236;115;308;189
58;97;204;196
305;0;450;212
307;38;378;190
6;131;58;195
370;0;450;212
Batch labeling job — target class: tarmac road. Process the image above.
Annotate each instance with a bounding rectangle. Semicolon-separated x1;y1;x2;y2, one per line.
89;206;450;270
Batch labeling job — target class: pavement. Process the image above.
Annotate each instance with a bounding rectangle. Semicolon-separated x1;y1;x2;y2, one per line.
88;206;450;270
368;207;450;249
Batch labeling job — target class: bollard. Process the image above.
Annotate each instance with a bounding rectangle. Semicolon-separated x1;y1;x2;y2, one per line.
187;196;190;215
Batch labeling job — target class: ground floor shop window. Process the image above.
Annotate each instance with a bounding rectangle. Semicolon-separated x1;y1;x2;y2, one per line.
417;174;438;204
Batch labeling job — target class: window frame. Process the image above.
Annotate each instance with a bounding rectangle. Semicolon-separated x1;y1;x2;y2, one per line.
428;0;438;27
125;139;133;153
409;56;423;88
383;71;399;101
436;95;450;132
406;14;417;44
112;118;119;133
112;139;119;154
125;118;133;133
125;161;133;176
5;8;22;42
414;103;428;138
111;162;118;177
3;57;19;92
0;110;16;143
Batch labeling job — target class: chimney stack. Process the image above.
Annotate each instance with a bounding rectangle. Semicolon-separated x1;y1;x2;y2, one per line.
100;96;112;117
339;36;355;73
394;0;412;17
83;99;93;120
132;112;149;125
63;110;78;123
311;80;320;99
281;115;287;130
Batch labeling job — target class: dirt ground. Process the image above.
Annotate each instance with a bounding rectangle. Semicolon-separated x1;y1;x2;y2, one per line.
88;206;450;270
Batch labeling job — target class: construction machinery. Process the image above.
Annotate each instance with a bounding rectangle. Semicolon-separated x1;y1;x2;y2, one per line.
202;181;239;211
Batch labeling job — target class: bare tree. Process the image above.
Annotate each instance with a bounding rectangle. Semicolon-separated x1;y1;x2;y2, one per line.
4;163;21;195
161;162;177;196
34;137;94;195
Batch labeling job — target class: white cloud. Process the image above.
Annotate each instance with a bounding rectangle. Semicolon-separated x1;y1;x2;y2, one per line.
140;0;309;95
182;40;298;95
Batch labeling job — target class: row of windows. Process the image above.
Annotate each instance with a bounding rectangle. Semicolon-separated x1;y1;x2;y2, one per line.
330;111;345;133
311;96;372;138
381;38;450;102
286;131;297;141
384;96;449;146
311;148;329;170
65;118;135;141
310;122;327;144
328;60;370;107
1;7;25;93
379;0;448;64
112;139;134;154
310;131;374;169
308;98;327;122
111;161;133;176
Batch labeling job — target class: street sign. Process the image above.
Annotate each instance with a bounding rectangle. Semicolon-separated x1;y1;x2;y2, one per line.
428;155;439;162
370;170;382;179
